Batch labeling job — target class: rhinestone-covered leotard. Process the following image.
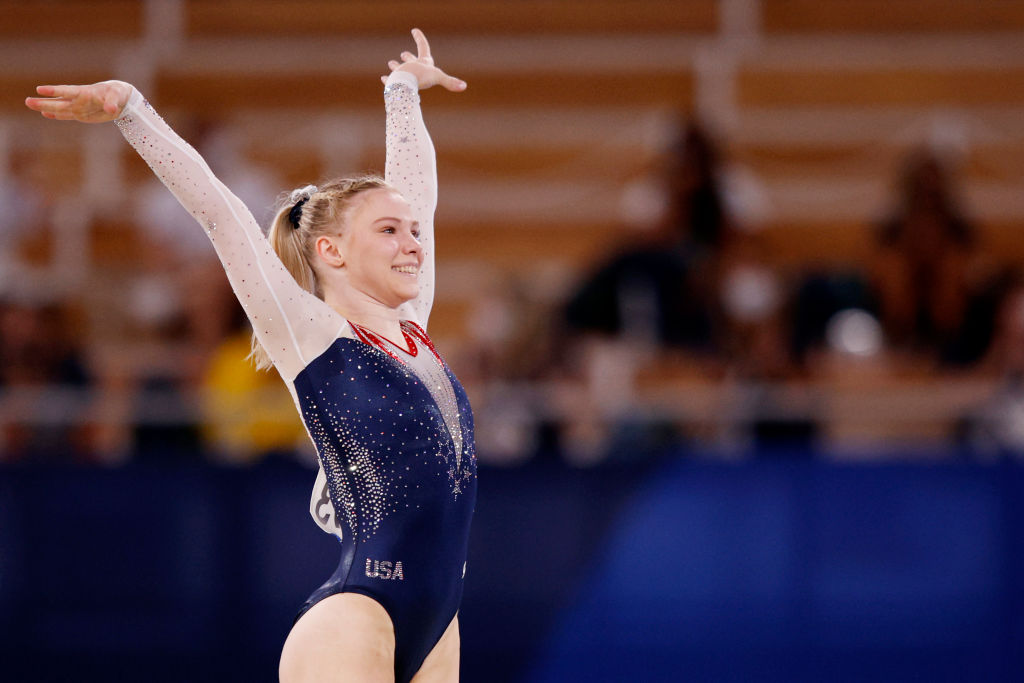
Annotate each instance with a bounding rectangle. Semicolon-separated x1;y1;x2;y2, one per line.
115;70;477;682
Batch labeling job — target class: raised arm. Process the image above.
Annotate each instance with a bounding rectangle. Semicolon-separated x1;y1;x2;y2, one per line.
383;29;466;329
26;81;341;381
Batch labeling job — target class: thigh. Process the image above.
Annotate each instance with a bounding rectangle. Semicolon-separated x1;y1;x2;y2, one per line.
280;592;396;683
410;614;460;683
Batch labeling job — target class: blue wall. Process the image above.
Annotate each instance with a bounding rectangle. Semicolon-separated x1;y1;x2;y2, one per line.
1;455;1022;682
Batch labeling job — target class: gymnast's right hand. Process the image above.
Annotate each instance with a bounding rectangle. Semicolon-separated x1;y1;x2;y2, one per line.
25;80;132;123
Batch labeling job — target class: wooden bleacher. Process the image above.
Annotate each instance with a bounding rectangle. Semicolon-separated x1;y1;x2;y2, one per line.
760;0;1024;33
3;0;1024;350
737;67;1024;108
183;0;719;37
0;0;143;39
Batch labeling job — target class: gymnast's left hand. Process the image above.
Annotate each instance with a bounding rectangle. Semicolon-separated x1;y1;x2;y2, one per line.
382;28;467;92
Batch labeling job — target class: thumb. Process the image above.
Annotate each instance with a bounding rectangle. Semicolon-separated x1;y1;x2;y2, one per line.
103;89;119;115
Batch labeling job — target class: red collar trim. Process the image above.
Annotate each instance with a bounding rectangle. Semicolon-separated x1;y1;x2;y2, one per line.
348;320;441;365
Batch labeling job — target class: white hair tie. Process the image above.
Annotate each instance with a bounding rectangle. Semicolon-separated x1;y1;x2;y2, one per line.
289;184;318;204
288;184;318;229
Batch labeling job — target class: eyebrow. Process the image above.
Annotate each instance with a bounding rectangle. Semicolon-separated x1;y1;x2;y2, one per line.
372;217;420;228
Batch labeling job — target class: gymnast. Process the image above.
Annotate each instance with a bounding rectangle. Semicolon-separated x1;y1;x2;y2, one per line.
27;29;476;683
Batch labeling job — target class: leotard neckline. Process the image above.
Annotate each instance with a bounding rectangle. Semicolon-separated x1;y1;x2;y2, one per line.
348;320;442;365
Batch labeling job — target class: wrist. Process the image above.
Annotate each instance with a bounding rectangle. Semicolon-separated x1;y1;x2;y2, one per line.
115;84;142;120
386;70;420;91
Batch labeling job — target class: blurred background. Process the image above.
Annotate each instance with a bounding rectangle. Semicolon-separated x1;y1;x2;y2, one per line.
2;0;1024;680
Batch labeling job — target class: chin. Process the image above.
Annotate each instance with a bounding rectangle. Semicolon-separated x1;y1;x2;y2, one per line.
393;285;420;305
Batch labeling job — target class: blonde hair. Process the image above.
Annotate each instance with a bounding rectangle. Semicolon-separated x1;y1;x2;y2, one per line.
250;175;394;370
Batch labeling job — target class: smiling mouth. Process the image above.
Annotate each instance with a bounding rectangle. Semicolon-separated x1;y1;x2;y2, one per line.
392;265;419;275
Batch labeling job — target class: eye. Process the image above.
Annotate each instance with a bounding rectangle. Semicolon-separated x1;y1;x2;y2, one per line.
412;229;421;239
381;226;396;234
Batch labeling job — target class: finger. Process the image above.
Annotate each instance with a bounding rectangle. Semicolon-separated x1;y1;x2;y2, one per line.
38;84;80;99
439;71;467;92
400;51;416;63
412;28;431;59
381;75;388;85
24;97;69;114
388;59;400;72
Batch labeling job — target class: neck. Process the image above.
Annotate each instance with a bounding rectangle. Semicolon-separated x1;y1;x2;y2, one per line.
324;284;404;341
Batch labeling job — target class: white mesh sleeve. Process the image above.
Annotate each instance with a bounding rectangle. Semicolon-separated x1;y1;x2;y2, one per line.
384;71;438;328
115;88;342;381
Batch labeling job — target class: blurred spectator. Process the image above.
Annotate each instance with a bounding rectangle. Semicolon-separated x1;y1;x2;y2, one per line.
872;148;994;366
979;272;1024;379
664;118;731;252
563;120;728;352
0;296;94;461
963;272;1024;455
200;305;309;464
128;264;241;462
559;119;798;459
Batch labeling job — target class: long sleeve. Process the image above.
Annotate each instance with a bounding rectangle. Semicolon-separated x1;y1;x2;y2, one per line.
384;71;438;329
115;88;342;381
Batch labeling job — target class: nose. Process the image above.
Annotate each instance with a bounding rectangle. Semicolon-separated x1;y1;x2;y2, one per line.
400;229;421;255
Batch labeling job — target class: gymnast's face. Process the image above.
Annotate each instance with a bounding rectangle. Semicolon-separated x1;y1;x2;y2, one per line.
337;188;422;307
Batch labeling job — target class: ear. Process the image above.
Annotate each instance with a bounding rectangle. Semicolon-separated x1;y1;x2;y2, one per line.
315;234;345;268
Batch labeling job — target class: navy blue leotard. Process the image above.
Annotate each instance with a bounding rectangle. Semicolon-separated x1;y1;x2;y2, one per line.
295;322;476;680
115;70;477;682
